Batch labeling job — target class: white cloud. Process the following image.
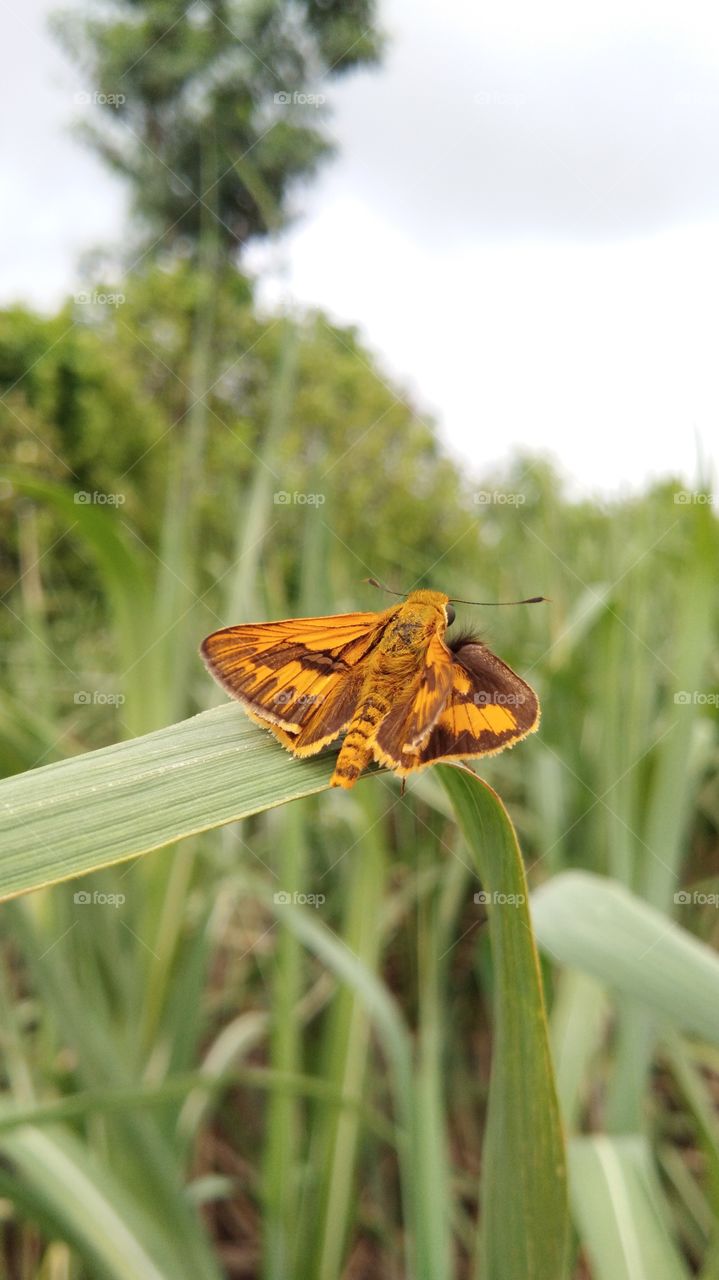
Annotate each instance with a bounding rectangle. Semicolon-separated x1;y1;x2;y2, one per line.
3;0;718;495
318;0;719;242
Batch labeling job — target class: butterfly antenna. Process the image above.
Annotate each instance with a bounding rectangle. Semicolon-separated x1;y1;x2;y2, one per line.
366;577;548;606
450;594;549;606
364;577;405;597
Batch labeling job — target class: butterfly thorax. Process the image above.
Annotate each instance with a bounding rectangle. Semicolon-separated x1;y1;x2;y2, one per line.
330;594;452;787
374;593;450;661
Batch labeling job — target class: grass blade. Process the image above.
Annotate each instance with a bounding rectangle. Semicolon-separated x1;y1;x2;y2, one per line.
0;709;340;899
532;871;719;1045
437;764;569;1280
0;1124;214;1280
569;1135;690;1280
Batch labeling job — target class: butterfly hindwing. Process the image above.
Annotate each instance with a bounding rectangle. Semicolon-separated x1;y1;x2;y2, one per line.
253;671;367;756
392;639;540;775
372;629;454;766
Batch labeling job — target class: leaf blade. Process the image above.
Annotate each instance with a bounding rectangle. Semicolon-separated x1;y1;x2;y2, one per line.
532;871;719;1045
437;764;569;1280
0;708;338;899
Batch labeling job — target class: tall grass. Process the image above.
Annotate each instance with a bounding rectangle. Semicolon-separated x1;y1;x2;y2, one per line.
0;338;718;1279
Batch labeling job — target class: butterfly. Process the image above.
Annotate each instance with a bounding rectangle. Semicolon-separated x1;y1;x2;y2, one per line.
200;587;542;789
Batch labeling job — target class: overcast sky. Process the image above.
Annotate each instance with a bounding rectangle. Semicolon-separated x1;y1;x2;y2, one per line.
3;0;719;496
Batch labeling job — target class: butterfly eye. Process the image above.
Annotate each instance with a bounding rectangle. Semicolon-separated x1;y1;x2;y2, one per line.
446;604;456;627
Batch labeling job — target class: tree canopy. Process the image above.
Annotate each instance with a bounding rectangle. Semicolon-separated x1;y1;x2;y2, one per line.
55;0;384;258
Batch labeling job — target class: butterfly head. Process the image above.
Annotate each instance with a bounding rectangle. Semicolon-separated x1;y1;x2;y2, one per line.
403;589;454;631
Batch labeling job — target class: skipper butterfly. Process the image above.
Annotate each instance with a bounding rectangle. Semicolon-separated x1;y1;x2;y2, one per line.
200;587;542;789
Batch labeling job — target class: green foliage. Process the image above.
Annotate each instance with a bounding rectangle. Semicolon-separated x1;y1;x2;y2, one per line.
1;55;718;1269
438;767;569;1279
13;0;719;1272
0;730;569;1280
53;0;384;255
0;267;479;704
0;300;165;599
1;415;718;1276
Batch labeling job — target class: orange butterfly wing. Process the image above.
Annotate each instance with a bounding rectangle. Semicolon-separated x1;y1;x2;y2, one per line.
200;609;393;755
388;639;540;776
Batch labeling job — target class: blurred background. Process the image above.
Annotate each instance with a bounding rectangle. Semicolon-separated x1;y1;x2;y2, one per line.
0;1;718;1277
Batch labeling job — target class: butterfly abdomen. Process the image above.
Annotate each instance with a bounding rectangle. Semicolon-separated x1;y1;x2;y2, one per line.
330;694;390;788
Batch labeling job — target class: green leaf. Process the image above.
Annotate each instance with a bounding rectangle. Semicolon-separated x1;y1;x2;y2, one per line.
436;765;569;1280
1;470;163;732
0;708;338;900
550;969;611;1129
569;1135;690;1280
294;787;390;1280
531;871;719;1045
246;876;419;1279
0;1124;217;1280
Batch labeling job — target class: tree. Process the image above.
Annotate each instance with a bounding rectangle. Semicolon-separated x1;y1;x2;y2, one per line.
54;0;384;259
52;0;385;694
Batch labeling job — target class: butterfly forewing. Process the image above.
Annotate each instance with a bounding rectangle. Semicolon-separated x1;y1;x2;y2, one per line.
200;610;391;731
